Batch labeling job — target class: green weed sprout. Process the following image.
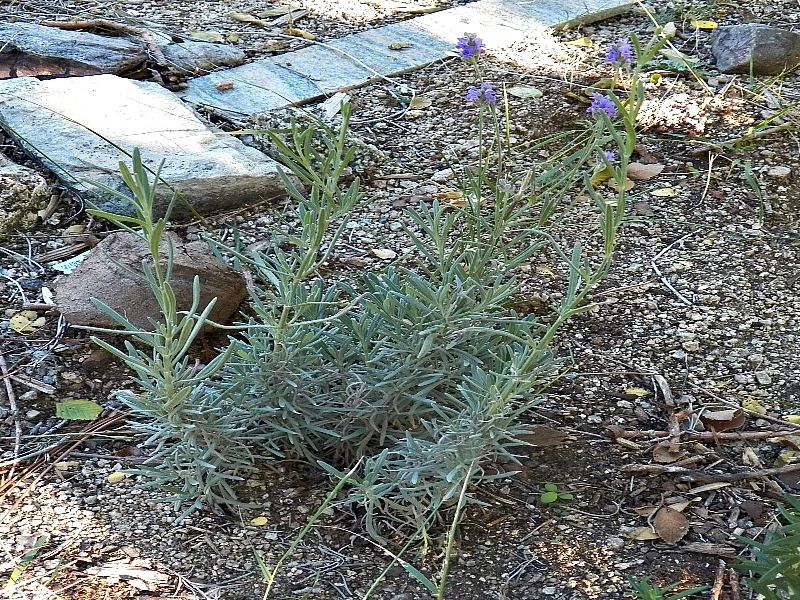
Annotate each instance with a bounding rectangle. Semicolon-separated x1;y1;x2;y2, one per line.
539;482;574;505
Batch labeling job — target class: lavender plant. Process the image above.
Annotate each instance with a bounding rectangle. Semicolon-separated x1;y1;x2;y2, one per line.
735;494;800;599
89;30;668;560
85;151;255;516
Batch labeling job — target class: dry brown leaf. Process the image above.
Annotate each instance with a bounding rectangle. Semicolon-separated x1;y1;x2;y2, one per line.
652;442;684;463
215;81;235;92
627;162;665;181
625;526;660;541
517;425;570;447
699;408;745;432
667;500;692;513
689;482;731;494
228;11;271;26
388;41;412;50
284;27;316;40
633;505;658;517
371;248;397;260
653;506;689;544
608;178;635;192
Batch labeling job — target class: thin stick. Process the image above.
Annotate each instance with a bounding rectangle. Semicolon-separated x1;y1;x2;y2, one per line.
709;560;725;600
621;462;800;483
729;568;741;600
0;354;22;479
609;428;799;442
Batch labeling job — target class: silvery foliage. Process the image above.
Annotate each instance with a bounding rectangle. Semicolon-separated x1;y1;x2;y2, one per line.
212;105;574;540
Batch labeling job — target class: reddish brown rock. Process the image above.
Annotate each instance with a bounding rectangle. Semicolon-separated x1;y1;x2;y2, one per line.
54;231;246;330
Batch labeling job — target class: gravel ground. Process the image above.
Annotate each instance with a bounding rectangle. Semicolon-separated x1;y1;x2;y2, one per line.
2;1;800;599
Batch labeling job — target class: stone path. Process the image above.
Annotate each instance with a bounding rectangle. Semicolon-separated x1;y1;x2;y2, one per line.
0;0;632;216
181;0;634;117
0;75;285;217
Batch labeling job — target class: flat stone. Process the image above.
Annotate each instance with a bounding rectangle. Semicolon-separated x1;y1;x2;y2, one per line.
0;153;49;240
0;22;146;78
181;0;634;117
54;231;247;329
711;24;800;75
162;41;247;74
0;75;287;218
767;165;791;178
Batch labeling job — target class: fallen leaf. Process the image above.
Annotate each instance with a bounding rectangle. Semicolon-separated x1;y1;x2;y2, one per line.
653;506;689;544
591;166;613;187
250;516;269;526
54;461;80;470
742;446;763;467
409;96;432;109
215;81;235;91
507;85;543;99
689;482;731;494
608;178;635;192
565;36;593;47
660;48;701;66
56;399;103;421
517;425;570;447
107;471;127;483
437;190;465;208
651;186;677;197
284;27;316;40
228;11;271;26
186;30;225;43
784;415;800;424
691;20;718;30
627;162;665;181
741;397;766;415
227;33;240;43
699;408;745;433
652;442;684;464
624;386;650;398
633;505;658;517
667;500;692;513
625;526;660;541
388;41;412;50
371;248;397;260
10;310;46;334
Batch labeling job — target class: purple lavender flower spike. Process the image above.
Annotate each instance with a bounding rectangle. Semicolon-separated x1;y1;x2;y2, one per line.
588;92;618;119
456;33;485;59
466;82;497;105
605;38;634;64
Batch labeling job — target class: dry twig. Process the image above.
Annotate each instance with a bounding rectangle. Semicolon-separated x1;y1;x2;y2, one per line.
621;462;800;483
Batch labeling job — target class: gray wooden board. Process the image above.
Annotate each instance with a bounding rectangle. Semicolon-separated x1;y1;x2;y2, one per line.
0;75;286;218
180;0;634;117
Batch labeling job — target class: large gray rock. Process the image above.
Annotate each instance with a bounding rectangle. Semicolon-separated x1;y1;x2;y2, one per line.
0;153;49;240
0;22;146;78
711;24;800;75
162;41;246;74
181;0;634;117
54;231;247;329
0;75;288;218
